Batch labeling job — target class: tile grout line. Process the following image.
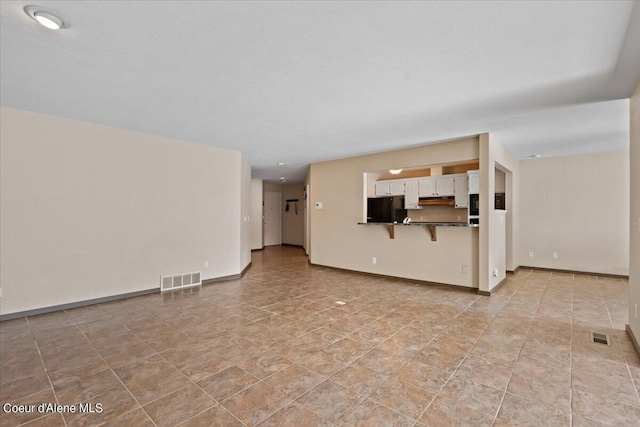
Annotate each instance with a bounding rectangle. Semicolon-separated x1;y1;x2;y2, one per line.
272;293;444;425
67;314;160;427
409;296;511;425
603;279;640;401
20;316;69;427
254;332;385;426
326;290;469;424
331;293;491;425
413;300;496;422
164;389;248;427
128;333;229;423
598;278;617;336
487;277;544;425
569;276;575;427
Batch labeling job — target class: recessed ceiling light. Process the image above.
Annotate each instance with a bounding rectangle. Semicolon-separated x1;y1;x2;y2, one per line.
526;154;542;159
34;12;62;29
280;177;286;180
24;6;66;30
277;162;285;166
389;169;403;175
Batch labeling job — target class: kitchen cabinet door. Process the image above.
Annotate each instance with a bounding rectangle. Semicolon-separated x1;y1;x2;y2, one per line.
418;179;436;197
468;174;480;194
435;177;455;196
454;177;468;208
405;180;419;209
389;181;405;196
374;182;390;196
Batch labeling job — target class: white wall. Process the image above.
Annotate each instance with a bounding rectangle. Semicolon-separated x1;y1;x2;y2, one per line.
250;179;264;250
240;156;252;270
310;137;481;288
479;133;520;292
519;150;629;275
304;174;311;255
629;81;640;338
0;107;247;315
489;211;507;289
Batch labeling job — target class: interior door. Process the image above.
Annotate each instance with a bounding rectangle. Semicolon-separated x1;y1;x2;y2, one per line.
263;191;282;246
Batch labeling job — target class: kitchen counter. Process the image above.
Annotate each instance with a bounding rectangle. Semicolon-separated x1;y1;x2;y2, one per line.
358;222;479;227
357;221;479;240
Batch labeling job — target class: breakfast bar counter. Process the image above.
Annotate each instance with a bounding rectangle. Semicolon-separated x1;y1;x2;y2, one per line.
357;221;479;240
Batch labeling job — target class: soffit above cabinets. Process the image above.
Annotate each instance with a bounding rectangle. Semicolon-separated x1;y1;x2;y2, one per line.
375;161;480;180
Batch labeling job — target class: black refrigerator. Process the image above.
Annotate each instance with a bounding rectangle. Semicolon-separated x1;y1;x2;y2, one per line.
367;197;407;223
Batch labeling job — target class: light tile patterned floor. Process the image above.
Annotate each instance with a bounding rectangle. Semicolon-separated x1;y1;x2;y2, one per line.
1;246;638;426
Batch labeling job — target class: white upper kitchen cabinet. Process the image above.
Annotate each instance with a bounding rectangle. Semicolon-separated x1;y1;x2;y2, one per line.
419;176;456;196
404;180;420;209
468;170;480;194
374;182;390;196
375;180;405;196
389;181;405;196
454;176;468;208
435;177;455;196
418;178;436;196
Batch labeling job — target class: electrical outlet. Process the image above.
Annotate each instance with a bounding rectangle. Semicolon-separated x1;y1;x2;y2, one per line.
493;268;498;277
372;257;377;264
204;260;209;268
635;303;638;318
552;252;558;259
462;265;469;274
529;251;534;257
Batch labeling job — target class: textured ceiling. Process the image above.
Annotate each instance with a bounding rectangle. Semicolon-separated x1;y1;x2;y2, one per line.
1;1;638;182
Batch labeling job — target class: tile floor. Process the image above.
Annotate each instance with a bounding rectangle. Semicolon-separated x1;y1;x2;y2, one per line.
1;246;639;426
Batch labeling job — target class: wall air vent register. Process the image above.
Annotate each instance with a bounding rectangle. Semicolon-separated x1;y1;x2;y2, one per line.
161;272;201;292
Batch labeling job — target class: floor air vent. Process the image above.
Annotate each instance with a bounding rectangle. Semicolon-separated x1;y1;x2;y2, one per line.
161;271;201;292
590;332;610;346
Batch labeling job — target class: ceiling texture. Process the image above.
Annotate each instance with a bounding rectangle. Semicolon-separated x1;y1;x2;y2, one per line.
1;1;639;182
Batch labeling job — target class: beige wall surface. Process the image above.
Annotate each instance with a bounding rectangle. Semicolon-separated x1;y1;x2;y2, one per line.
282;184;305;246
304;174;311;255
309;137;480;287
630;82;640;338
263;183;282;193
250;179;264;250
407;206;466;223
240;155;252;270
479;133;520;292
0;107;246;315
519;150;629;275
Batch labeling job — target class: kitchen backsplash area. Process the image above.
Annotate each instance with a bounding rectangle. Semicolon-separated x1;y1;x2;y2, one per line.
406;205;466;223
